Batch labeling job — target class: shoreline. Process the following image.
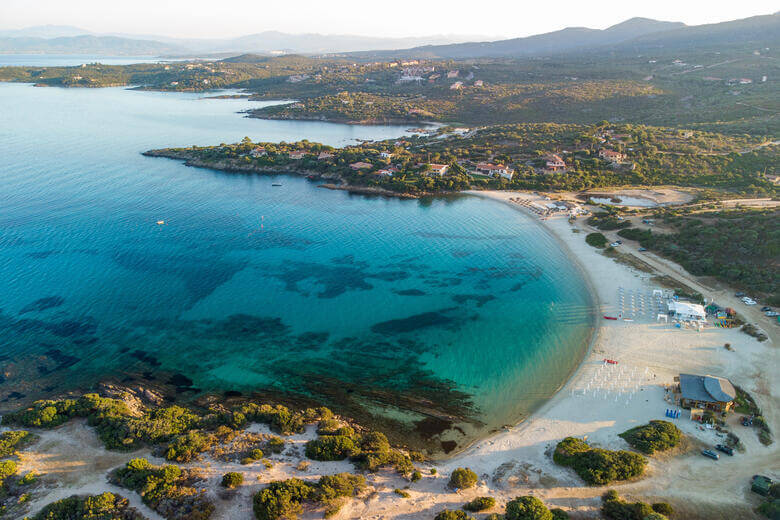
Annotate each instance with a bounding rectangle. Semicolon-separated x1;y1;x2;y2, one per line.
10;189;777;519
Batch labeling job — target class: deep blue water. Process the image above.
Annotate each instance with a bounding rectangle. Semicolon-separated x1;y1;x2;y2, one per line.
0;83;594;453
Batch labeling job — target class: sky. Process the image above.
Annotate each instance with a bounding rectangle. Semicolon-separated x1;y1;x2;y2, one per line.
1;0;776;39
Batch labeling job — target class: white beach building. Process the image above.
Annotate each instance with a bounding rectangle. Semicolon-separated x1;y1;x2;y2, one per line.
668;301;706;321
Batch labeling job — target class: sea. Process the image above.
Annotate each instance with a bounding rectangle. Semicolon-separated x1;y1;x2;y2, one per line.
0;81;594;454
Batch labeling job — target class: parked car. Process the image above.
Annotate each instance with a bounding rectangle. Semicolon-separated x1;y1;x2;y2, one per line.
610;242;621;247
735;292;746;297
761;306;771;312
766;311;779;317
702;449;720;460
715;444;734;456
744;300;757;306
742;416;754;427
638;247;647;252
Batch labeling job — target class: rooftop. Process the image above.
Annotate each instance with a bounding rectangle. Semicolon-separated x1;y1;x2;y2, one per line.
679;374;737;404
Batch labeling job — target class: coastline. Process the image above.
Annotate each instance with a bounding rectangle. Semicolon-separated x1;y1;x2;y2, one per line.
11;189;778;519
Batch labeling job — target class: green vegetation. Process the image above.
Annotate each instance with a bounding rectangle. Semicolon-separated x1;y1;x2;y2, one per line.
587;213;632;231
18;471;38;485
304;430;413;475
393;488;411;498
410;470;422;482
505;495;554;520
252;473;366;520
463;496;496;512
448;467;478;489
553;437;647;485
111;458;214;520
619;421;683;454
586;232;608;248
0;430;34;458
632;209;779;301
32;492;145;520
601;490;673;520
221;472;244;489
551;509;570;520
165;430;215;462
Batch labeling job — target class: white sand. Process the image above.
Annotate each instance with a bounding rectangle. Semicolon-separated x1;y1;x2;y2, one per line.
13;190;778;519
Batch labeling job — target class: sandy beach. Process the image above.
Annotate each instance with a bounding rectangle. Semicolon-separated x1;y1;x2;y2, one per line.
13;190;778;519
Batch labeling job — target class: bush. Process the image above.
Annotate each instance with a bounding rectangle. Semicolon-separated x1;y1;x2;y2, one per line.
316;473;366;502
553;438;646;485
18;470;38;485
505;495;553;520
112;458;214;520
448;467;478;489
617;228;652;243
253;474;364;520
601;490;655;520
165;430;214;462
586;232;608;248
619;421;682;454
463;496;495;512
0;430;33;457
33;492;145;520
221;472;244;489
410;470;422;482
643;514;668;520
253;479;314;520
266;437;285;454
551;508;570;520
305;435;357;461
394;488;410;498
434;510;474;520
651;502;674;516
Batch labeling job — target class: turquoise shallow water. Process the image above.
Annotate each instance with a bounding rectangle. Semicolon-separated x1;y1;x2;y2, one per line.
0;82;594;453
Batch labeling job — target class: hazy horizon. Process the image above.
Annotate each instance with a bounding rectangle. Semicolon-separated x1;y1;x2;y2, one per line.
1;0;777;41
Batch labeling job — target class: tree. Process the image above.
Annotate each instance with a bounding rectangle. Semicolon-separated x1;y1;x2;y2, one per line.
505;496;553;520
448;468;478;489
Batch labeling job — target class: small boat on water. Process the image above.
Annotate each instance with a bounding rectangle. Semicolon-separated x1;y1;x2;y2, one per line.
272;183;282;186
603;358;619;365
603;315;618;320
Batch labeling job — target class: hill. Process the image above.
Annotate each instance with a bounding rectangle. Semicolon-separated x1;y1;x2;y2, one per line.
0;35;185;55
351;13;779;59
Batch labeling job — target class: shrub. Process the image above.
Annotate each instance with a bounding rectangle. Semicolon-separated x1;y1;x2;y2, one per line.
448;467;478;489
33;492;144;520
619;421;682;454
601;490;655;520
434;510;474;520
586;232;608;248
112;458;214;520
505;495;553;520
317;418;341;435
651;503;673;516
253;479;314;520
165;430;214;462
463;496;495;512
552;437;590;466
221;472;244;489
643;514;668;520
18;471;38;485
305;435;357;461
394;488;410;498
0;430;34;457
316;473;366;502
266;437;285;454
0;459;18;482
553;438;646;485
410;470;422;482
551;508;570;520
253;475;363;520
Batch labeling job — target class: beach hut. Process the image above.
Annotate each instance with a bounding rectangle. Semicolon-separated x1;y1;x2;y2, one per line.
676;374;737;413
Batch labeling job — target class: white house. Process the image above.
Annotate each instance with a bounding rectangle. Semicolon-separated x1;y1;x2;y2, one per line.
476;162;514;179
427;164;449;176
380;152;394;159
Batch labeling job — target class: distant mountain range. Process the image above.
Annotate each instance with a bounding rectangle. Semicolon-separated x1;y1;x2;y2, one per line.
353;13;780;59
1;14;778;58
0;25;492;56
